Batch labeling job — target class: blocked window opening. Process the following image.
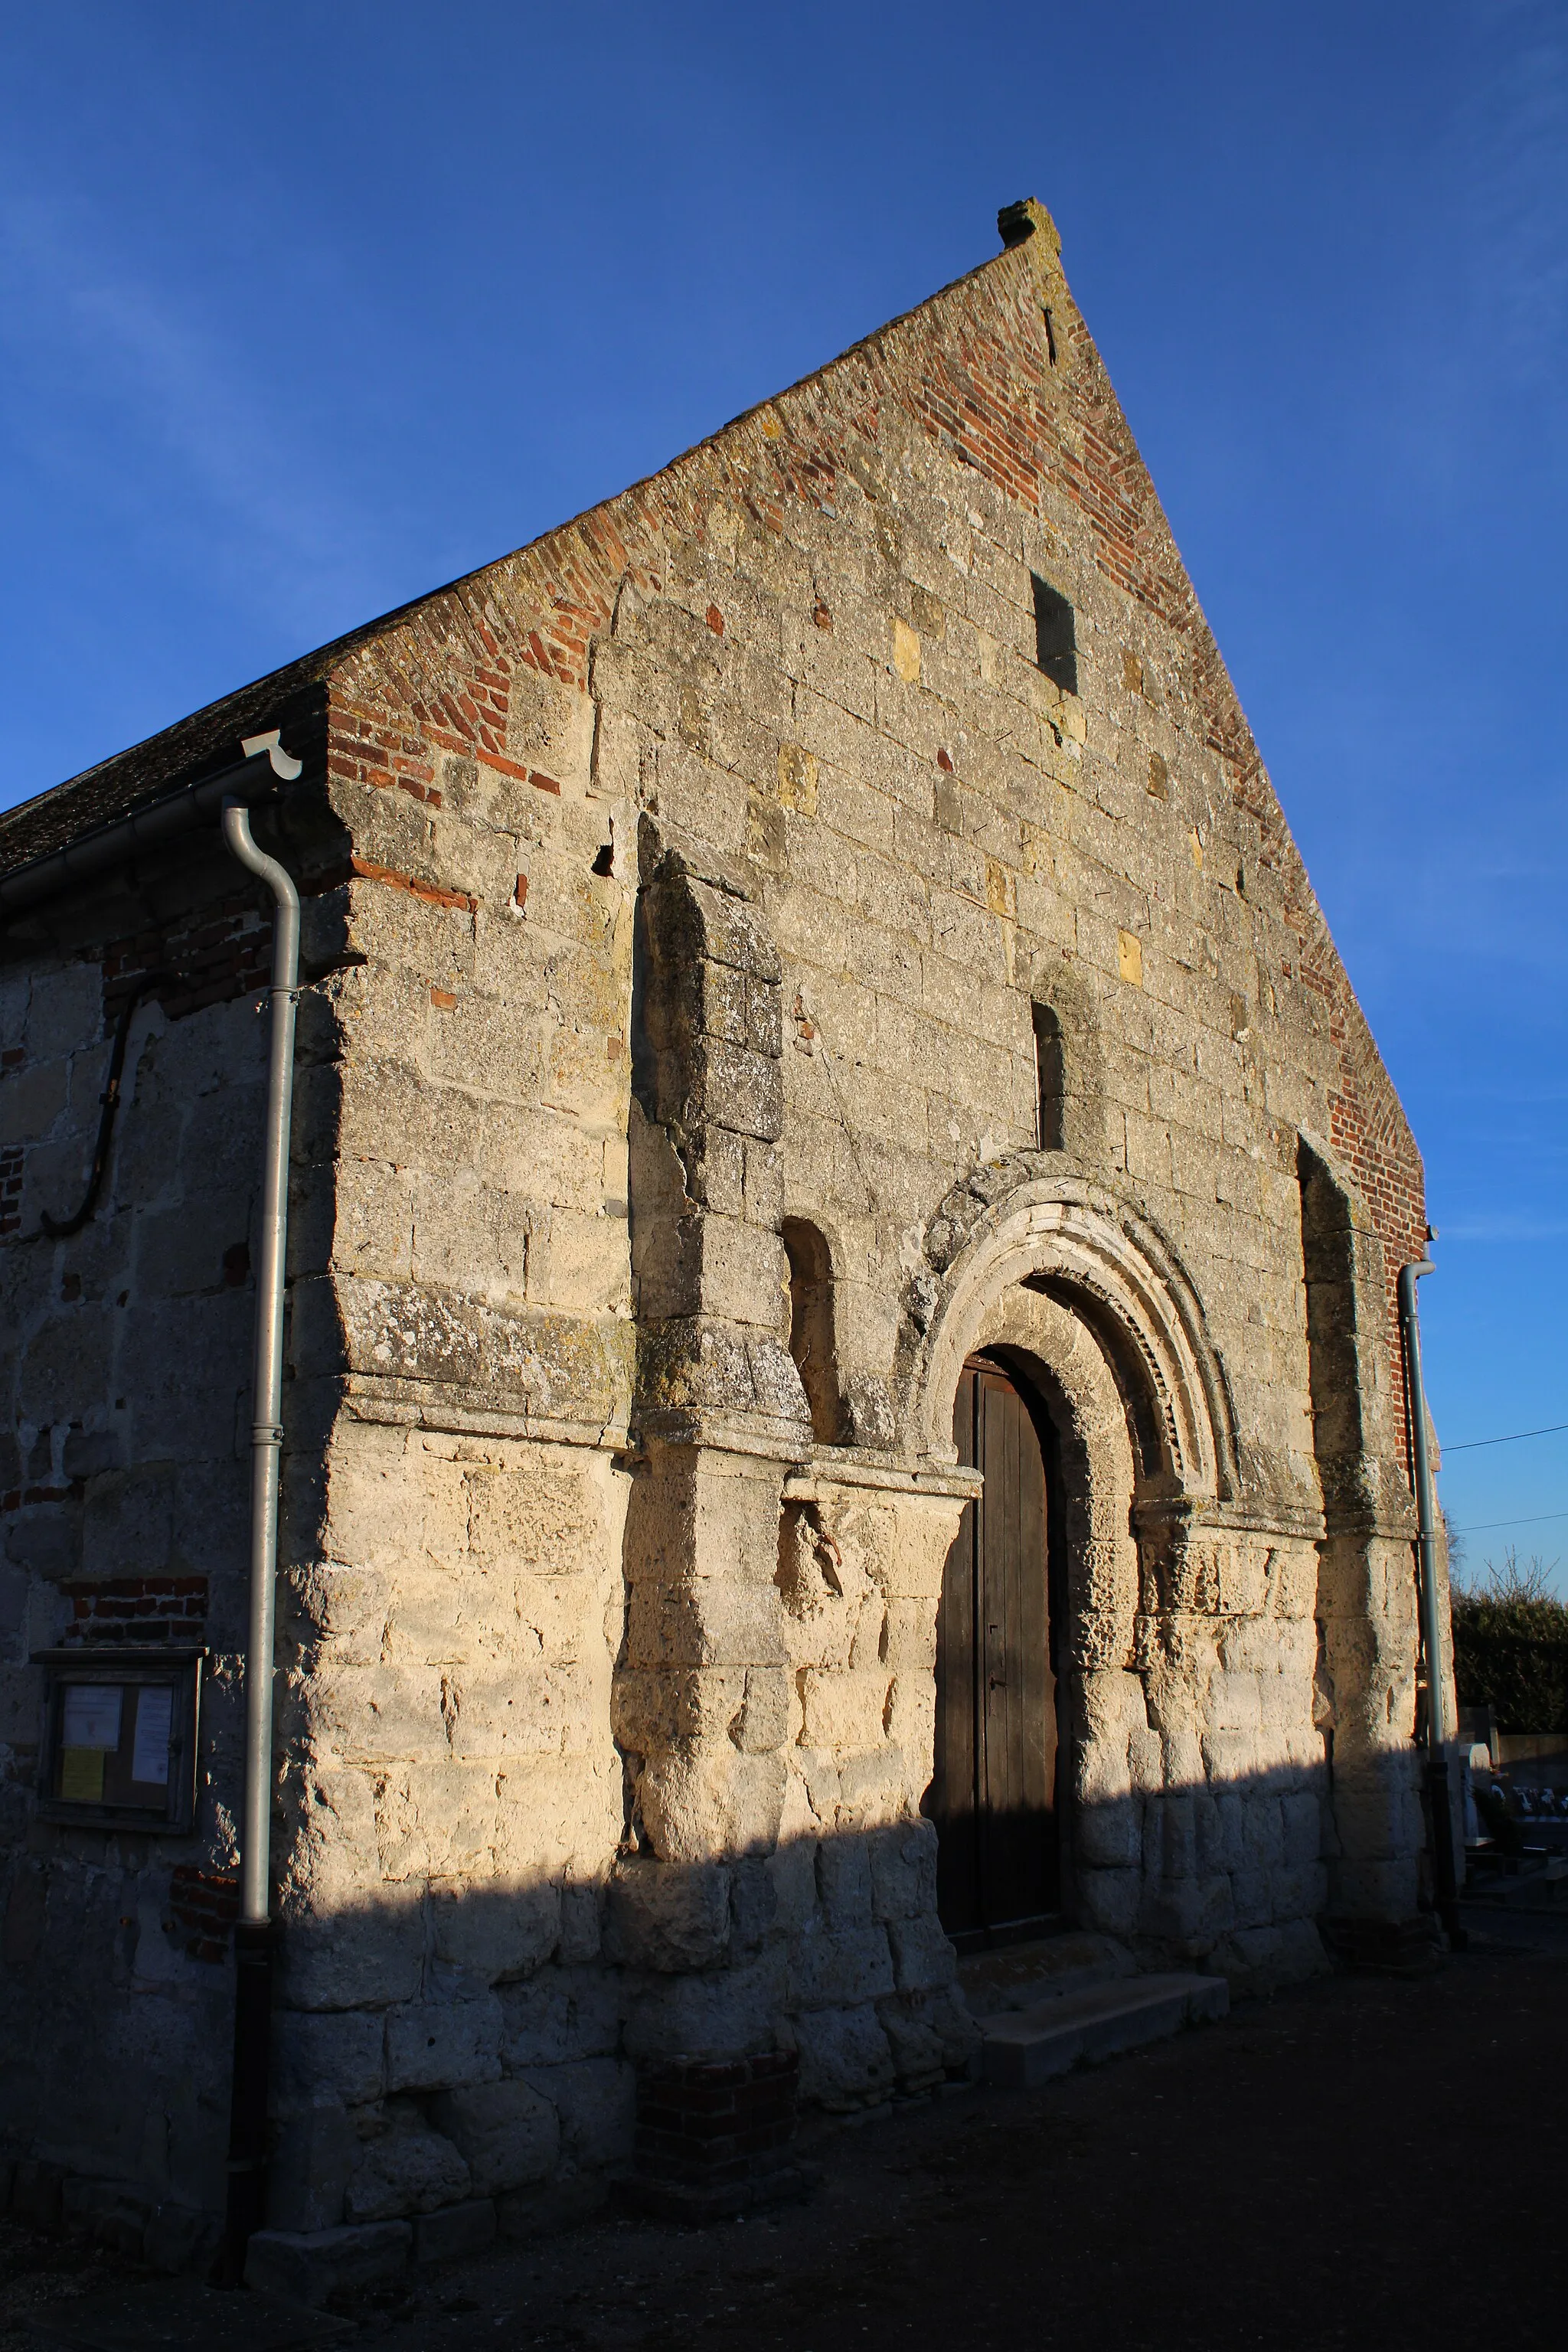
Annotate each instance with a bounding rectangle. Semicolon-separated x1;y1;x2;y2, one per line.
1031;575;1077;696
1032;1002;1066;1152
782;1218;840;1444
1298;1138;1367;1485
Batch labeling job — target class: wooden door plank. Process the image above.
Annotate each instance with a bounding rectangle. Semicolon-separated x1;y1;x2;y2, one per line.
931;1358;1060;1938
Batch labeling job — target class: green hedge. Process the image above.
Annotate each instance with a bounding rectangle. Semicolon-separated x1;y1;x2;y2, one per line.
1452;1592;1568;1733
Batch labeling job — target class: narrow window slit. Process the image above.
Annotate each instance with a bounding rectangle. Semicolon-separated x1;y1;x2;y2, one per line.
1031;575;1077;695
782;1218;840;1443
1032;1002;1066;1151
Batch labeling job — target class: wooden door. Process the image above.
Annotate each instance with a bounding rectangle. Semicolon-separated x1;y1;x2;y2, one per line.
926;1358;1060;1939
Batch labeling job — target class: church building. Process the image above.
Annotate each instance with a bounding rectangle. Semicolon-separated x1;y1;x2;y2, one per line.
0;200;1449;2274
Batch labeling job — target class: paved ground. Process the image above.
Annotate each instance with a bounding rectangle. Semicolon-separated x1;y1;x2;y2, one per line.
7;1906;1567;2352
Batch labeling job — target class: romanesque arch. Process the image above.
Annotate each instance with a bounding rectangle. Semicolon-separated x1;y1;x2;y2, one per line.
910;1165;1239;1509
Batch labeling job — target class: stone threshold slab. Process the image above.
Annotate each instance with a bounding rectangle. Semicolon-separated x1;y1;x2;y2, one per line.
980;1971;1230;2088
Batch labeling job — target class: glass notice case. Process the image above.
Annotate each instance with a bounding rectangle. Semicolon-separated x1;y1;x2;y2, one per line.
32;1648;204;1832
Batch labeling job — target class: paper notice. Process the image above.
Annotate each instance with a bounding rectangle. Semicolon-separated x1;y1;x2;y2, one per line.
60;1747;105;1802
61;1684;122;1750
131;1686;173;1785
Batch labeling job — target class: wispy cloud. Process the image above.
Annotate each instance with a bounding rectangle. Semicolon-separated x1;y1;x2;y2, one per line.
0;183;391;639
1470;0;1568;381
1435;1214;1568;1243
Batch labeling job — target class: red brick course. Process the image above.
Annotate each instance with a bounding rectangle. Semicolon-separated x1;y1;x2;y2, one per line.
102;890;273;1027
0;1142;21;1240
61;1576;207;1642
166;1864;237;1964
635;2051;799;2191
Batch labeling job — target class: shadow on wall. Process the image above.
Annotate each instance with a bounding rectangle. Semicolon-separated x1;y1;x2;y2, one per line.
0;1739;1432;2259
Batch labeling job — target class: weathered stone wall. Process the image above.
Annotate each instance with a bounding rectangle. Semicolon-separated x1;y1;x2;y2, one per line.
0;883;277;2259
0;199;1443;2249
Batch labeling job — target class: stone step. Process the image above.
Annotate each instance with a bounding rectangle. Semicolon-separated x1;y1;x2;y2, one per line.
956;1932;1133;2020
1463;1857;1568;1910
980;1971;1230;2088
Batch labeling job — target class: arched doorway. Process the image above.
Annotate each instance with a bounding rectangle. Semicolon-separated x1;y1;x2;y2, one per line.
925;1354;1063;1945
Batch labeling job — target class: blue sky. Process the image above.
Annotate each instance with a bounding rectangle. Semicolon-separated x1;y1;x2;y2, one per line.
2;2;1565;1580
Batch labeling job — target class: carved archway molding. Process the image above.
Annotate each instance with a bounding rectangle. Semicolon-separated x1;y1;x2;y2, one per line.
913;1167;1240;1505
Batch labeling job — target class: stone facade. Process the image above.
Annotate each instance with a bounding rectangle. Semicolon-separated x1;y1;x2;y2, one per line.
0;201;1449;2255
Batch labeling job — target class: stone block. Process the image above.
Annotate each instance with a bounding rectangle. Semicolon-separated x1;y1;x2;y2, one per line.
796;1668;892;1752
61;2177;152;2255
768;1831;818;1934
834;1749;906;1831
791;2003;896;2112
25;962;102;1060
266;2096;357;2233
80;1462;175;1579
1241;1795;1285;1871
1073;1865;1142;1942
244;2220;412;2306
371;1764;507;1886
724;1857;776;1955
499;1965;622;2069
1281;1791;1324;1867
345;2125;471;2222
1270;1862;1327;1920
622;1948;787;2062
789;1919;893;2010
385;1996;503;2092
518;2056;635;2167
876;1994;948;2093
1144;1795;1196;1881
691;1039;783;1142
1201;1726;1262;1786
428;1880;563;1984
5;1508;77;1580
142;2200;224;2278
886;1913;957;1994
276;1901;426;2014
727;1664;792;1753
1194;1789;1245;1876
670;872;782;985
0;1057;67;1145
815;1835;874;1924
273;2009;387;2112
559;1881;604;1964
1228;1867;1274;1930
603;1858;731;1971
444;1661;595;1760
428;2079;560;2195
307;1663;452;1768
1075;1795;1142;1870
413;2197;497;2266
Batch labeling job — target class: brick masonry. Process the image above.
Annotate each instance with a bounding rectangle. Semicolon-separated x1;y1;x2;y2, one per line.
61;1573;208;1642
167;1864;240;1965
633;2050;799;2197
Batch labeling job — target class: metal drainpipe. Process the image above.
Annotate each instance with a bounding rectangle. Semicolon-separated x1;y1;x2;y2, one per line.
220;793;302;2278
1396;1256;1465;1951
